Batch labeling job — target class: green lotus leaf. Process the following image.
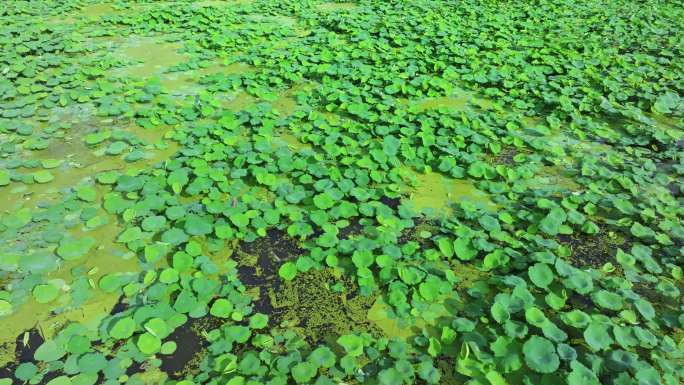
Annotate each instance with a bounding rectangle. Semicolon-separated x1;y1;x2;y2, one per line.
563;272;593;294
249;313;269;329
45;376;72;385
0;170;11;186
584;321;613;351
117;226;143;243
560;309;591;328
15;362;38;381
161;228;189;245
278;262;297;281
309;346;336;368
137;332;162;355
522;336;559;373
291;362;317;384
528;262;553;289
591;290;623;311
184;214;213;236
567;361;600;385
160;341;177;355
172;251;193;272
33;283;59;303
141;215;167;232
110;317;136;339
337;334;364;357
313;193;336;209
436;237;454;258
144;318;169;338
454;237;477;261
378;368;403;385
210;298;234;318
77;352;107;374
230;212;250;228
0;300;12;316
159;268;179;284
33;170;54;183
56;237;96;261
539;207;566;236
75;186;97;202
34;340;66;362
524;307;548;327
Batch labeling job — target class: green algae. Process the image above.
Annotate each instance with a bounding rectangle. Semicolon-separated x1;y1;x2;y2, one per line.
0;217;141;349
80;3;116;18
275;133;310;151
403;170;495;215
316;2;358;12
267;268;381;343
162;61;253;95
112;37;187;79
193;0;253;7
408;89;494;113
520;165;581;193
366;299;417;340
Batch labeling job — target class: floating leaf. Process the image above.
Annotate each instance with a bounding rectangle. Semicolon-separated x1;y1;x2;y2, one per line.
33;283;59;303
110;317;136;339
34;340;66;362
291;362;316;384
210;299;234;318
137;332;162;355
584;322;613;351
454;237;477;260
313;193;335;209
56;237;95;261
591;290;623;311
278;262;297;281
33;170;54;183
309;346;336;368
528;263;553;289
337;334;364;357
184;215;213;236
522;336;559;373
144;318;169;338
539;208;566;236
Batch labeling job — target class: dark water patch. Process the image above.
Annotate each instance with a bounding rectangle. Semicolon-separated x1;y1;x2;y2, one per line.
158;317;212;379
667;182;680;197
337;218;364;239
558;227;622;269
398;217;435;247
487;145;519;166
0;328;59;385
379;195;401;209
433;356;460;385
109;295;128;314
567;293;594;312
129;316;227;380
236;229;304;325
239;229;302;276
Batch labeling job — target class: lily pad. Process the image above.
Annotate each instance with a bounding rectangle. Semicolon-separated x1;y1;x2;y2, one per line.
56;237;96;260
33;170;54;183
33;283;59;303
